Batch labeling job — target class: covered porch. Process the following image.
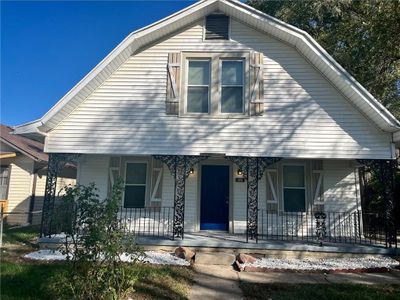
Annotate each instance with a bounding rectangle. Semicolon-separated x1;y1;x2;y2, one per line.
40;153;398;250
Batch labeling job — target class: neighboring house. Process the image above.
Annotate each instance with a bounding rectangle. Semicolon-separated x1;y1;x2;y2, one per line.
0;125;76;225
14;0;399;246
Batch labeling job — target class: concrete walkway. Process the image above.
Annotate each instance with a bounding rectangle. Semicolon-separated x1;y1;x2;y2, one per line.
189;265;400;300
189;264;243;300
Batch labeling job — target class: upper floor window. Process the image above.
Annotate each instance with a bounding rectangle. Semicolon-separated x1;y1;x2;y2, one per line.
205;14;229;40
166;51;264;117
182;53;248;117
221;60;244;113
187;60;210;113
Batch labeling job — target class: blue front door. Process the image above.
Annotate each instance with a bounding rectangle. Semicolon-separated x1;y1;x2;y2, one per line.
200;165;229;231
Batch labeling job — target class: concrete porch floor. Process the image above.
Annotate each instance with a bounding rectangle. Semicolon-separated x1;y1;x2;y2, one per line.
136;231;398;256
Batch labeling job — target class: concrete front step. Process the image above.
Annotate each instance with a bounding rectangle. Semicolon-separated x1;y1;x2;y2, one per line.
195;252;236;265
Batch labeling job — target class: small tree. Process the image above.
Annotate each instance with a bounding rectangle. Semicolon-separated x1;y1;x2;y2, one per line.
52;178;142;300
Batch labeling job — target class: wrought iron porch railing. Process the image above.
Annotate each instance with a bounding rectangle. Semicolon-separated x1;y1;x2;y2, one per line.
117;207;174;238
49;206;174;238
258;210;390;246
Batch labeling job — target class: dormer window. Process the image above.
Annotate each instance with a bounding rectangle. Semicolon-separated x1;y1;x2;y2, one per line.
205;14;229;40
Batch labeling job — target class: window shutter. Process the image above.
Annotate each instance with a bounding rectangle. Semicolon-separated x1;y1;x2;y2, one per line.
250;51;264;116
311;160;324;205
266;169;278;203
150;159;163;202
108;157;121;199
266;168;278;212
166;52;181;115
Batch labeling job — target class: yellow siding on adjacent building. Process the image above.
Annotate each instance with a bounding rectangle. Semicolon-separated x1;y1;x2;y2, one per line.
6;156;34;224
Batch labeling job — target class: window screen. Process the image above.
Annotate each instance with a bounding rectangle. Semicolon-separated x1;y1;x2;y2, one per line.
187;60;210;113
124;163;147;208
221;60;244;113
205;14;229;40
283;165;306;212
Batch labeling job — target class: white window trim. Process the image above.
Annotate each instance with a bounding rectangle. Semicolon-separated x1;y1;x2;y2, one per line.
123;161;148;208
180;51;250;118
282;163;307;213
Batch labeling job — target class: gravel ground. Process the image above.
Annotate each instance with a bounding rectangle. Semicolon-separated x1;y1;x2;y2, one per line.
24;250;66;261
241;256;399;270
24;250;190;266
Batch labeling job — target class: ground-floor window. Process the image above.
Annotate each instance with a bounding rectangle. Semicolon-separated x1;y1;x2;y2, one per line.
124;162;147;208
283;165;306;212
0;166;10;200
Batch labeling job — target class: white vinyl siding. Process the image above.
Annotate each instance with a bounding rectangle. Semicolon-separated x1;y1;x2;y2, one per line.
77;155;110;200
46;19;392;159
323;160;360;213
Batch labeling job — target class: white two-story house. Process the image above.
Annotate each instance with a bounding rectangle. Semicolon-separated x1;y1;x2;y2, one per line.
15;0;399;247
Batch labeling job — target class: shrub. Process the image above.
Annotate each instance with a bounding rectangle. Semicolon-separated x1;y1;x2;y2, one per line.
50;178;142;300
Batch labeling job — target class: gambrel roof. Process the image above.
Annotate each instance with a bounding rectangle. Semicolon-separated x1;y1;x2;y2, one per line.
14;0;400;137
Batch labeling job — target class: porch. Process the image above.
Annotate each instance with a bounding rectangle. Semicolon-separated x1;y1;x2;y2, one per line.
47;206;394;251
40;153;398;250
117;207;393;249
135;232;397;256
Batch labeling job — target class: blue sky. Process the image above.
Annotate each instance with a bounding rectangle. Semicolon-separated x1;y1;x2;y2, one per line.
1;1;196;126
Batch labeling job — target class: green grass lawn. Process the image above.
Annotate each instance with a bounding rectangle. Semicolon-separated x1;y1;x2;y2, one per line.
1;224;194;300
1;261;193;300
240;282;400;300
1;224;40;247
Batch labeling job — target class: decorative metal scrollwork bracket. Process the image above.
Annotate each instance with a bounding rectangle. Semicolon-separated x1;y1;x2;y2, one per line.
315;211;327;246
153;155;208;239
357;159;397;248
226;156;282;242
41;153;80;237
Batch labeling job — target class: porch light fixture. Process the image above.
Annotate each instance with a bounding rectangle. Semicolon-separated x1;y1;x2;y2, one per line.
237;169;243;176
189;168;194;174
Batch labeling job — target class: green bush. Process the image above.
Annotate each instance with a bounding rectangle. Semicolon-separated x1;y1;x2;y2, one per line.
50;178;143;300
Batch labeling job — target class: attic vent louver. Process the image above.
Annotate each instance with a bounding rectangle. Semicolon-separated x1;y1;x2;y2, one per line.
205;14;229;40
